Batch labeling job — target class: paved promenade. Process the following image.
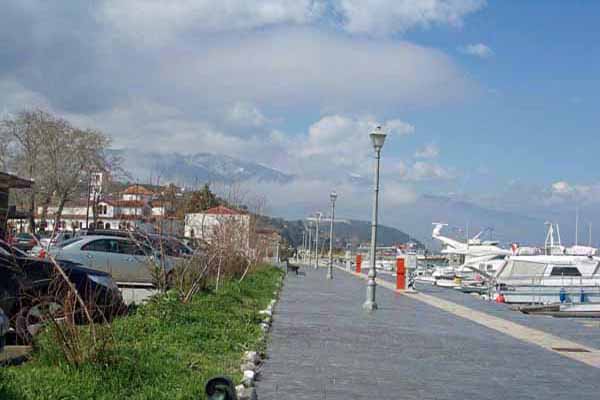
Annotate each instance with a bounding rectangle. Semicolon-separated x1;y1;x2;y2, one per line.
257;267;600;399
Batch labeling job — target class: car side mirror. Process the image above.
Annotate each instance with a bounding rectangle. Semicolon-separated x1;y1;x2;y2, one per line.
205;376;237;400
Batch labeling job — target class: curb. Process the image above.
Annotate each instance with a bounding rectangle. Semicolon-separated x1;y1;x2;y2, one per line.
235;272;285;400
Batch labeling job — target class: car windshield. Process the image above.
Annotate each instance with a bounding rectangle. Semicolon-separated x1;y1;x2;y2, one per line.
57;237;84;248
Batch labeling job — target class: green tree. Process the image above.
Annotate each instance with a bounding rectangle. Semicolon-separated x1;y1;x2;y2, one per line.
186;184;219;213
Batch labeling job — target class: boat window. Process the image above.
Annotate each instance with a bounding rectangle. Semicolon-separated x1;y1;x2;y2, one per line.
550;266;581;276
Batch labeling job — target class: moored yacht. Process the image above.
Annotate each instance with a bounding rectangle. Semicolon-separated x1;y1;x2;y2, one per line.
414;223;511;287
494;223;600;304
495;254;600;304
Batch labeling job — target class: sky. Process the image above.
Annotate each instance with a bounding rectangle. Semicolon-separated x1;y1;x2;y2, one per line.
2;1;600;244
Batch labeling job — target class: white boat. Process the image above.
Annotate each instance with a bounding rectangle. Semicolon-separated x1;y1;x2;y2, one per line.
520;302;600;318
414;223;510;286
494;223;600;304
495;254;600;304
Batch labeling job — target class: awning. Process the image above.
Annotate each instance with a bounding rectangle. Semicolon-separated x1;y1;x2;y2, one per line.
0;171;33;189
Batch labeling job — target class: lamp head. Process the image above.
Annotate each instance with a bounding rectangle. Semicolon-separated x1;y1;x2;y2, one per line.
369;126;386;151
330;191;338;203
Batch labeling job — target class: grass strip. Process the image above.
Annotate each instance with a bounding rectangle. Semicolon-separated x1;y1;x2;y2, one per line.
0;265;283;400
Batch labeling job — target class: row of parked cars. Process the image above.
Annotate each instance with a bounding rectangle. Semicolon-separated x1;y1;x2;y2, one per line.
1;229;197;345
29;229;196;284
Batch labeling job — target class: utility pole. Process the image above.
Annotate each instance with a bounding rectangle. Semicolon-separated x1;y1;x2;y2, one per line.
308;222;313;266
314;212;322;269
327;191;337;279
85;172;92;229
302;230;306;262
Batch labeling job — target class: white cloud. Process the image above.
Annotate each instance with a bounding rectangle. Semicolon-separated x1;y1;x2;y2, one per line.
459;43;493;58
415;143;440;159
226;102;268;127
98;0;323;46
333;0;486;36
300;114;414;173
96;0;486;43
548;180;600;205
403;161;454;181
163;28;469;113
0;79;51;114
552;181;573;195
243;177;418;218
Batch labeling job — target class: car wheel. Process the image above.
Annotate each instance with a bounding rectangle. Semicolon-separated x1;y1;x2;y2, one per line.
15;296;64;344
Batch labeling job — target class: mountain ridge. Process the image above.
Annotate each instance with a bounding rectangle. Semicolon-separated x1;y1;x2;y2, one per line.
109;148;294;185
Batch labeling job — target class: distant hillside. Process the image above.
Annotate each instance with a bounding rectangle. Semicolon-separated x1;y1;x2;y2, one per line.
259;216;422;249
390;194;546;248
110;148;294;185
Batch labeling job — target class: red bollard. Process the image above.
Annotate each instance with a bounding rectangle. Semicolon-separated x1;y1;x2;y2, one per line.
356;254;362;274
396;258;406;290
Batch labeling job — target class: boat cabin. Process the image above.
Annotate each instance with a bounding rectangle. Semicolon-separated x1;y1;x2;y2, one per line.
496;256;600;281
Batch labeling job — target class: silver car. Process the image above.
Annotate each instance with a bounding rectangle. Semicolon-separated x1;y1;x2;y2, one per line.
49;235;173;286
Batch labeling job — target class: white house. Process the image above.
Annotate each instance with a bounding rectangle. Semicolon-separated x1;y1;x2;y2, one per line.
121;185;154;202
185;206;252;248
36;185;155;232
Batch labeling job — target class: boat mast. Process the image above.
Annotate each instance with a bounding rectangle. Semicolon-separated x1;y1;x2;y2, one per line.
544;222;553;255
575;206;579;246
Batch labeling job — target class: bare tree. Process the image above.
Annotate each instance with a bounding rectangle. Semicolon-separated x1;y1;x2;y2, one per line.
0;125;13;171
42;123;112;228
1;109;53;231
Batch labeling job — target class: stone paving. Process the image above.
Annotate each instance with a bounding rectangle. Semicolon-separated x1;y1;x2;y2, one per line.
379;272;600;349
257;267;600;399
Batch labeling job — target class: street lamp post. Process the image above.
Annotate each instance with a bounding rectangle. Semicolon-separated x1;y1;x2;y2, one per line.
85;173;92;229
327;191;337;279
302;230;306;262
363;126;387;311
314;212;322;269
307;222;313;266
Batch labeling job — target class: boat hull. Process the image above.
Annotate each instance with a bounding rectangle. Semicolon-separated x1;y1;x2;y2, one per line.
499;285;600;304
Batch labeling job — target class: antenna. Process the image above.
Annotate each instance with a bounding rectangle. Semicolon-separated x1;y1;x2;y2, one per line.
575;206;579;246
589;223;593;247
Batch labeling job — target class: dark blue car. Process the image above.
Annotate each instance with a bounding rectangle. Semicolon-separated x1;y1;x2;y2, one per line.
0;240;125;344
0;307;8;351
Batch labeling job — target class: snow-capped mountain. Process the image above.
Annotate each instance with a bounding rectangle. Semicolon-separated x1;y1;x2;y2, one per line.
110;149;294;186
